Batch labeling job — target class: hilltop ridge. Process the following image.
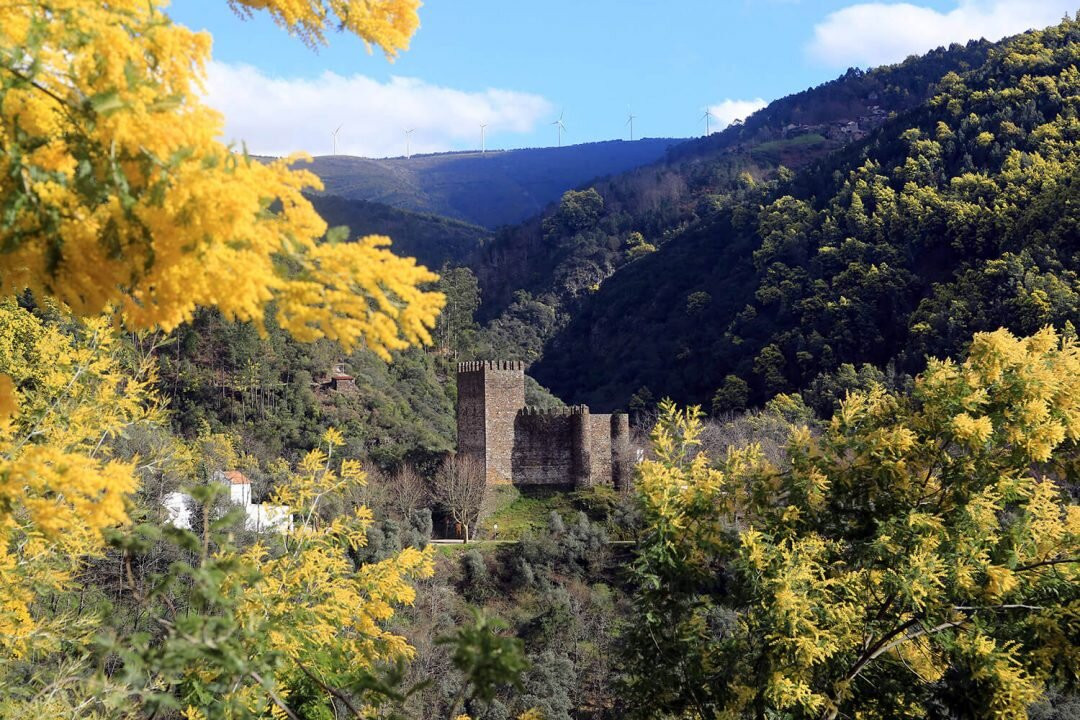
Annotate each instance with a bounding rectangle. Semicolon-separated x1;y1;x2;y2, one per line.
287;138;679;229
470;37;995;365
526;20;1080;412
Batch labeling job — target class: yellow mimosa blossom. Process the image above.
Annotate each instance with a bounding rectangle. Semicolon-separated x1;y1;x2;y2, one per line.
0;1;441;358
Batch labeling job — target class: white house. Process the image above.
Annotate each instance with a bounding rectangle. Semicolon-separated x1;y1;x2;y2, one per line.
214;469;252;506
162;470;292;534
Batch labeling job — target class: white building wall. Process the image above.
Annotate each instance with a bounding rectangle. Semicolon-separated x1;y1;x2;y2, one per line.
245;504;294;533
230;482;251;506
167;471;292;535
163;491;193;530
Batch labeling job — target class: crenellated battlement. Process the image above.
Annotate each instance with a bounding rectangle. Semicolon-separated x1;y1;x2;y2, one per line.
517;404;590;417
457;360;524;373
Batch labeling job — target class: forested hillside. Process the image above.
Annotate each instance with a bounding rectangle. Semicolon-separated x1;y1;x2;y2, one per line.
2;2;1078;717
526;20;1080;412
298;138;678;229
153;264;562;477
472;38;993;364
308;193;491;269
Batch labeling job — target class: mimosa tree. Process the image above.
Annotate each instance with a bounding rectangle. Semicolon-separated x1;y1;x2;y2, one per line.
0;2;455;716
627;328;1080;719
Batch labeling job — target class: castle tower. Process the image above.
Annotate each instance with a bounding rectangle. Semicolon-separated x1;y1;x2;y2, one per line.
457;361;526;484
570;406;593;488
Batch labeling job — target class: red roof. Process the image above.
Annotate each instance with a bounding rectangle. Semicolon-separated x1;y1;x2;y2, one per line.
224;470;250;485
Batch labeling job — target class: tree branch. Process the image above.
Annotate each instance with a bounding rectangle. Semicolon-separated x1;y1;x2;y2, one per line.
249;671;300;720
1015;557;1078;572
295;661;363;718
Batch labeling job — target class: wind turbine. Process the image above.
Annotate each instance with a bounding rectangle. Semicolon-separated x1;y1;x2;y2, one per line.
700;107;716;137
404;128;415;159
331;124;342;155
480;122;488;153
552;111;567;148
626;108;637;141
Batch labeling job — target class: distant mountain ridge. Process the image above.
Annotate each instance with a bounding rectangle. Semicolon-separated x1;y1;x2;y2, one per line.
292;138;680;229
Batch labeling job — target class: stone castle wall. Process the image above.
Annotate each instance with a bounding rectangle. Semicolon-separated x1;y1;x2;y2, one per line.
610;413;632;490
511;408;578;487
587;413;613;488
456;366;488;476
457;362;630;489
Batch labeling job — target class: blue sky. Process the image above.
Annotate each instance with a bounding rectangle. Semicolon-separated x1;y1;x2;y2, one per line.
169;0;1074;157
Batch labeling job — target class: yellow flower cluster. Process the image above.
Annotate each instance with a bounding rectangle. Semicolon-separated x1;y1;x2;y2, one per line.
230;0;421;55
0;301;159;656
222;433;434;705
634;328;1079;719
1;0;442;358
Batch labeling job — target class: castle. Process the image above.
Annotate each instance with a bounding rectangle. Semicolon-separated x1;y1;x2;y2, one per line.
457;361;632;489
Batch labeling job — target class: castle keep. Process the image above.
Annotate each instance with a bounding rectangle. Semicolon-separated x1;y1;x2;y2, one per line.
457;361;631;489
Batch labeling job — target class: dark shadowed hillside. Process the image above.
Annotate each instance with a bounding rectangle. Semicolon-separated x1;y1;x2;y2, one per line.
529;20;1080;413
307;193;491;269
471;38;994;372
294;138;679;228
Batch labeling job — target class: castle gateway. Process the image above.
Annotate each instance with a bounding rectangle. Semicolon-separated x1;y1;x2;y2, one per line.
457;361;632;489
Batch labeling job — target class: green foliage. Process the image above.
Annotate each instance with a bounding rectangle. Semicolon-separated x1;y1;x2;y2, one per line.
802;361;905;417
529;17;1080;414
435;265;483;354
158;307;455;470
625;231;657;260
476;291;560;364
440;610;529;715
309;193;492;269
543;189;605;237
519;651;575;720
624;329;1080;719
685;291;712;315
711;374;750;414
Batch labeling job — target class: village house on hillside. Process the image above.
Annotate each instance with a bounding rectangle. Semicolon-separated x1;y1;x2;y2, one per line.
163;470;293;534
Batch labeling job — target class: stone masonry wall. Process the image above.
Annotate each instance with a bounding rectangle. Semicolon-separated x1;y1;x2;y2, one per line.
610;413;632;490
483;361;525;483
587;414;613;487
511;408;577;487
458;362;630;489
456;365;488;477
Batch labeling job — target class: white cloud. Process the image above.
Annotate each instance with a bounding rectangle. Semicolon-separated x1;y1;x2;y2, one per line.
707;98;768;131
204;61;554;157
809;0;1075;68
